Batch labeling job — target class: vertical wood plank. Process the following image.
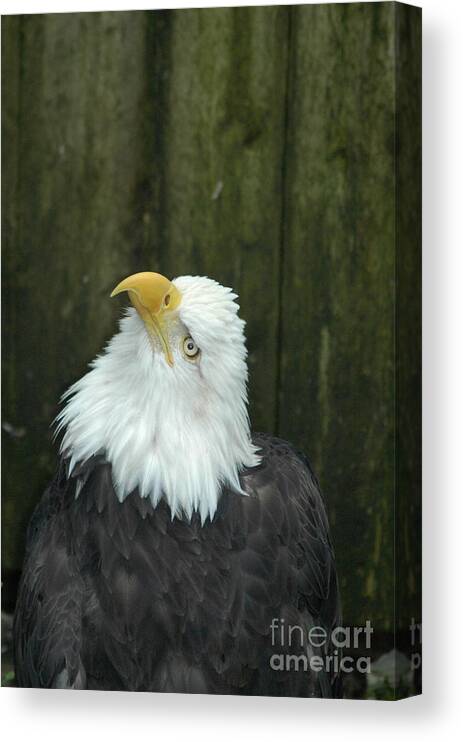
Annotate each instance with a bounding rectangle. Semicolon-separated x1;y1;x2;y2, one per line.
151;6;289;433
2;12;156;570
278;2;396;629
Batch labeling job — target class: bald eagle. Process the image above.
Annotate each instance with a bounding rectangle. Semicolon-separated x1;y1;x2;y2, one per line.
14;272;342;697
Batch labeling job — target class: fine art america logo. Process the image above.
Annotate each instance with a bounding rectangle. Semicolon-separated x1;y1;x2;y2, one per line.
269;618;373;675
269;618;423;677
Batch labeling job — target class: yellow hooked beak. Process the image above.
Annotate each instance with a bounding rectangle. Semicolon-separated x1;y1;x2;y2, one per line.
110;272;181;367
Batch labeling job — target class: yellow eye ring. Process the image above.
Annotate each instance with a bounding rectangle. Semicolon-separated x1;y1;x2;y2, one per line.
183;336;200;359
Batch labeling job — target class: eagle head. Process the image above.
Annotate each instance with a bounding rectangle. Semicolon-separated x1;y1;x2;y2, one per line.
57;272;261;522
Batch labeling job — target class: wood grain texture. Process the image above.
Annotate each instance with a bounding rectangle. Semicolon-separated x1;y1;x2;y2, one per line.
278;2;397;629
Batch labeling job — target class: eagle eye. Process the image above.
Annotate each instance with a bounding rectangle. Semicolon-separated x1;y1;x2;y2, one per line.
183;336;200;360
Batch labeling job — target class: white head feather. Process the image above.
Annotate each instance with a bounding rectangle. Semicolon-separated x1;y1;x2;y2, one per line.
56;275;261;522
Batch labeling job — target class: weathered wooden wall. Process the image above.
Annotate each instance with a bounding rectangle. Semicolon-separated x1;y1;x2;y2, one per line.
2;3;421;632
279;2;397;630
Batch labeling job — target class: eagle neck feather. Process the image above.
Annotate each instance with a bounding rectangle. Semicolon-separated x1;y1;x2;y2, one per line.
56;308;260;523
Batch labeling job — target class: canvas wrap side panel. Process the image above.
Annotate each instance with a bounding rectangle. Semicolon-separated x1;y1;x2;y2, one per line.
395;2;422;690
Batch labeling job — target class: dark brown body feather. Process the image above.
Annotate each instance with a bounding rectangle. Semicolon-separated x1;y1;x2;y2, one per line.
14;434;342;697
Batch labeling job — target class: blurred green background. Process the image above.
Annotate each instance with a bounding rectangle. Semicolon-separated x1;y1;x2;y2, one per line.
2;1;421;650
